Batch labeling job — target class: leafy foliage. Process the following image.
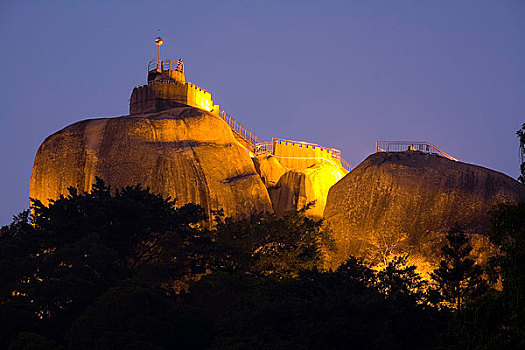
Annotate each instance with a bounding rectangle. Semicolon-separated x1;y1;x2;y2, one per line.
66;279;211;350
484;202;525;348
188;268;442;350
186;208;333;277
7;332;64;350
0;178;206;348
374;255;428;304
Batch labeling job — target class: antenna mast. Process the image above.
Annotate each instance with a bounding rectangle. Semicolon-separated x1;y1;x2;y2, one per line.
155;29;163;69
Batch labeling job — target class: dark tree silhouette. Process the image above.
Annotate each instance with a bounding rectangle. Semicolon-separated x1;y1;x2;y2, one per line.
374;254;428;304
188;206;334;278
517;123;525;183
65;279;211;350
487;202;525;348
0;178;206;348
431;223;487;311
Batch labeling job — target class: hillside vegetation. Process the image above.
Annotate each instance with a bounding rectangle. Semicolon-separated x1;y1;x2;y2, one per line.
1;175;524;349
3;124;524;349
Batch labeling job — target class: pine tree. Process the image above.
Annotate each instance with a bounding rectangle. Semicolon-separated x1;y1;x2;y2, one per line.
375;254;427;303
431;223;487;311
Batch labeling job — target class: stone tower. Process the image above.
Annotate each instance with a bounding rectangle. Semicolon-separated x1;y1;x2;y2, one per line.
129;36;219;115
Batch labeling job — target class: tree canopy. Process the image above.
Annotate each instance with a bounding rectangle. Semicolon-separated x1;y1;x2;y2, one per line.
1;164;523;349
0;178;206;348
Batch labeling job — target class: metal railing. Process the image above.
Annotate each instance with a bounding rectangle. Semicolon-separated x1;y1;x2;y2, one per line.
255;142;273;155
338;158;353;172
148;59;183;72
375;141;458;161
219;110;263;147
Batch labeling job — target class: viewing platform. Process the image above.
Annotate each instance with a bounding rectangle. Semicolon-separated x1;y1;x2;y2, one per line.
376;141;458;161
147;59;186;84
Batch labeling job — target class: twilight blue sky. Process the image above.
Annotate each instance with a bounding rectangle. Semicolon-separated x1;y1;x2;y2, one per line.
0;0;524;225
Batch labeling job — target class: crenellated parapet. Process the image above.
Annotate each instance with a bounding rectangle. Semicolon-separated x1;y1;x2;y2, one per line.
130;59;219;115
253;138;352;172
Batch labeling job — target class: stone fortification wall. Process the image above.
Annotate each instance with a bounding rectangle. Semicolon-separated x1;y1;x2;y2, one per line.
272;140;343;170
130;81;219;115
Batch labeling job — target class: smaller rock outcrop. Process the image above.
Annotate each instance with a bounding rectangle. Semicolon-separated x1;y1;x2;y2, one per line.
253;138;349;218
323;151;525;270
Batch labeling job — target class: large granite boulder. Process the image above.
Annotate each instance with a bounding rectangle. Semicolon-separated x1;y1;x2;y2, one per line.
323;151;525;270
30;107;272;218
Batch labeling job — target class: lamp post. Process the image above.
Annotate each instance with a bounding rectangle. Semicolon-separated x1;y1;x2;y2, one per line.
155;29;163;70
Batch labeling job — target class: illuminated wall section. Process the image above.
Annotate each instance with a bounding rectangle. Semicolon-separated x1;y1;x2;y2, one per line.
272;140;344;170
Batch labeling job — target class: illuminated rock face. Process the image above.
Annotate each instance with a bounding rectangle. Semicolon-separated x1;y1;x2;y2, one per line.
253;140;349;218
267;163;346;218
323;151;525;270
30;107;272;218
254;155;287;187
